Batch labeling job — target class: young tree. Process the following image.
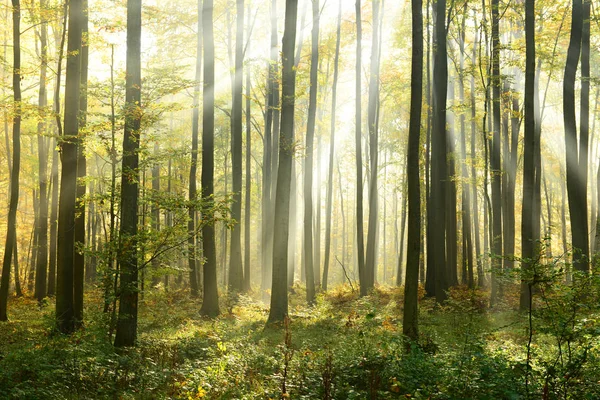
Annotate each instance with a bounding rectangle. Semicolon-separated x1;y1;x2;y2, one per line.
56;0;83;333
114;0;142;347
303;0;320;305
0;0;22;321
427;0;449;302
355;0;366;297
188;0;202;297
564;0;589;273
200;0;220;318
365;0;381;291
322;0;342;291
520;0;539;310
403;0;423;342
267;0;298;324
34;0;49;303
228;0;245;294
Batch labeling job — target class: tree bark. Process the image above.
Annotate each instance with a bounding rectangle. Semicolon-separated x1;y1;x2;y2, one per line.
355;0;366;297
267;0;298;324
114;0;142;347
0;0;21;321
403;0;423;341
56;0;83;333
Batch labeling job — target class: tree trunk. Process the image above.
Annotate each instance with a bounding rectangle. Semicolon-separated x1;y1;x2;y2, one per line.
520;0;538;310
200;0;220;317
365;0;381;291
228;0;245;293
56;0;83;333
73;0;88;325
564;0;589;274
114;0;142;347
34;0;49;303
0;0;21;321
427;0;448;302
243;28;252;292
267;0;298;324
355;0;366;297
188;0;202;297
303;0;319;304
490;0;503;305
402;0;423;342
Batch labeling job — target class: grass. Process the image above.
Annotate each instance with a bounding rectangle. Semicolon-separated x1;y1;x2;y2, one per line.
0;284;599;399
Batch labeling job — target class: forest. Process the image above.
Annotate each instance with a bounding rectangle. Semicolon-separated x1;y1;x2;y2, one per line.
1;0;600;398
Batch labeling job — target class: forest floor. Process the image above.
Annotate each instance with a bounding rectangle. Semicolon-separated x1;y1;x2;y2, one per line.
1;283;600;399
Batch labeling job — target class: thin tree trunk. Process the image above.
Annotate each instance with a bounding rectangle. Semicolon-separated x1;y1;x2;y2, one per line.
0;0;22;321
200;0;220;317
355;0;366;296
267;0;298;324
114;0;142;347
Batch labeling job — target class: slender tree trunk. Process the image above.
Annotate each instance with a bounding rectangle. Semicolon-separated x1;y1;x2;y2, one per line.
322;0;342;291
490;0;503;305
56;0;83;333
428;0;448;302
520;0;538;310
403;0;423;341
113;0;142;347
0;0;21;321
34;0;49;302
73;0;88;325
355;0;366;296
243;33;252;292
267;0;298;324
200;0;220;317
303;0;319;304
564;0;589;273
365;0;381;291
228;0;245;293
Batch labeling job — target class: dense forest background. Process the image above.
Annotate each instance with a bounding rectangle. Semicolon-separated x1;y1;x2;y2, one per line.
1;0;600;398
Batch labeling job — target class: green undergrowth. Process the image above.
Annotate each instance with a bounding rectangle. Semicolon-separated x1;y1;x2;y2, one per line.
1;284;599;399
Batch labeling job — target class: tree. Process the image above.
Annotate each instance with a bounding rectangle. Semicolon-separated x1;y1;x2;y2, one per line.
520;0;539;310
303;0;320;305
200;0;220;318
322;0;342;291
188;0;202;298
114;0;142;347
564;0;589;274
73;0;89;325
267;0;298;325
355;0;366;297
56;0;83;334
403;0;423;342
34;0;49;303
365;0;381;291
0;0;22;321
228;0;245;294
427;0;449;302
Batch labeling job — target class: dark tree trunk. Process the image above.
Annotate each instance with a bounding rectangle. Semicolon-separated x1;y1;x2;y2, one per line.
303;0;319;305
427;0;448;302
564;0;589;274
188;0;202;297
56;0;83;333
490;0;503;305
365;0;381;291
355;0;366;297
266;0;298;324
114;0;142;347
520;0;538;310
200;0;220;317
228;0;245;293
403;0;423;341
0;0;21;321
73;0;88;326
243;31;252;292
34;0;49;303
